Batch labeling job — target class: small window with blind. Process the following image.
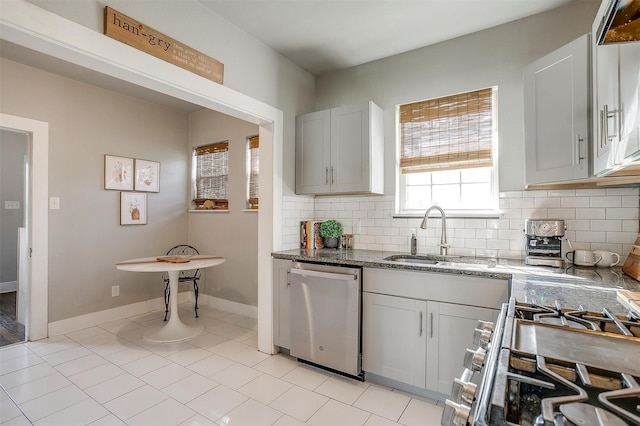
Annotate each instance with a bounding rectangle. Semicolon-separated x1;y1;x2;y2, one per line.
247;135;259;209
397;87;498;215
192;141;229;210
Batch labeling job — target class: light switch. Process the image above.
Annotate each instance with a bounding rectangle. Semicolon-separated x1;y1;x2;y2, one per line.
49;197;60;210
4;201;20;209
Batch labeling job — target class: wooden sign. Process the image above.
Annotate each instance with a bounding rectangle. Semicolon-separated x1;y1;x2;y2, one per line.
104;6;223;84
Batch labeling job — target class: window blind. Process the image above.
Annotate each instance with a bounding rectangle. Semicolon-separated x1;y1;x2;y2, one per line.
194;141;228;209
248;135;259;209
399;88;494;174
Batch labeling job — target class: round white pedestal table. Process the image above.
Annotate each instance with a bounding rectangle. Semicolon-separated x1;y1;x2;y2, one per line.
116;255;225;343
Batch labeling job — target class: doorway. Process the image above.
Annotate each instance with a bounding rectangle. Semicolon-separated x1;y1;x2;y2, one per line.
0;129;27;346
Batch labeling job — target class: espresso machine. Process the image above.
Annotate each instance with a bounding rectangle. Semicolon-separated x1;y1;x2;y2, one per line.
524;219;566;267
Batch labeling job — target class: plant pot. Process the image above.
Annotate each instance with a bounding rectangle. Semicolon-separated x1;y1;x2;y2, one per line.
323;236;341;249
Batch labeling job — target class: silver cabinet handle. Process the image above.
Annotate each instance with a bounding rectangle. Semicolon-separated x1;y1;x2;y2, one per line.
331;167;334;184
325;167;329;185
430;313;434;338
419;311;423;337
575;134;584;164
604;104;618;141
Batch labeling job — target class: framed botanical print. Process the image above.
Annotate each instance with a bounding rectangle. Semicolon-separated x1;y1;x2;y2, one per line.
104;155;133;190
120;192;147;225
134;159;160;192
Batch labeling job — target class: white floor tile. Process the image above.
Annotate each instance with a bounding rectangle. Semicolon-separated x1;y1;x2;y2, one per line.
212;363;262;390
85;373;144;404
269;385;329;422
162;373;218;404
55;353;108;377
254;354;299;378
353;386;411;422
281;365;330;391
272;415;308;426
187;354;235;377
314;376;369;405
68;363;125;389
0;362;57;390
208;340;251;358
217;398;283;426
128;398;197;426
238;373;293;405
18;384;87;422
120;353;172;377
186;385;248;422
141;362;193;389
33;397;109;426
103;384;168;420
0;308;444;426
307;399;370;426
8;372;71;404
167;346;212;366
231;346;271;367
41;345;93;366
397;397;444;426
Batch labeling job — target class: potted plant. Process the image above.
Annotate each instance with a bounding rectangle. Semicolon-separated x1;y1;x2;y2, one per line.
320;219;343;248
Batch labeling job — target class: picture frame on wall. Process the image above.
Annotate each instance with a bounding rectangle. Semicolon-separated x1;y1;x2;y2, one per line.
134;159;160;192
104;155;134;190
120;192;147;225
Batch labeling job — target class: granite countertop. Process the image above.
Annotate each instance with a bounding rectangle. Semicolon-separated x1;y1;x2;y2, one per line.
272;248;640;314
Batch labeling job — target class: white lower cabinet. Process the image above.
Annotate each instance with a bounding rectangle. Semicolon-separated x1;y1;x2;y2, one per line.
362;267;507;395
425;301;498;394
362;292;427;388
272;258;292;349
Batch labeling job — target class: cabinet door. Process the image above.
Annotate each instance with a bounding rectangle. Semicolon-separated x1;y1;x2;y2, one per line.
362;292;427;388
593;43;619;175
331;103;370;193
524;34;589;185
425;301;498;395
272;259;292;349
295;109;331;194
617;43;640;163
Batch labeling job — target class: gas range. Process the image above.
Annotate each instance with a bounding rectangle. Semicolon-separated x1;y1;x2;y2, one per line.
443;298;640;426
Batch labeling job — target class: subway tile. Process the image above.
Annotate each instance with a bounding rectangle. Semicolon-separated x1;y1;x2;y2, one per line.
565;220;590;231
547;208;576;219
547;189;576;197
509;198;535;209
590;196;622;208
606;207;638;220
576;207;606;220
590;220;621;232
522;190;547;198
575;231;606;243
561;197;589;208
535;197;561;208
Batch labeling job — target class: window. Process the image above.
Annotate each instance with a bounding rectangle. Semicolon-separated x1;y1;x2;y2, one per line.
397;87;498;215
247;135;259;209
192;141;229;210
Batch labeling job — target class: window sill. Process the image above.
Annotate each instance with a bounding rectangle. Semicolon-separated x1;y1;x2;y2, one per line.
394;210;501;219
188;209;229;213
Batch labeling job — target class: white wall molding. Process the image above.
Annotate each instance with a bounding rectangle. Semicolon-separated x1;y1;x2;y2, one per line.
0;281;17;293
47;293;256;336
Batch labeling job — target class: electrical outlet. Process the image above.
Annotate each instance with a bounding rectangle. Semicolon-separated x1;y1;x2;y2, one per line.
111;285;119;297
49;197;60;210
352;219;361;234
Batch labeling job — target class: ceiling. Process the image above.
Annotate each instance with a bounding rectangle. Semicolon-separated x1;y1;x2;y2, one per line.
197;0;576;75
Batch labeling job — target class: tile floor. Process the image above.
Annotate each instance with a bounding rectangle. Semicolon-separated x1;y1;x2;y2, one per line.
0;304;444;426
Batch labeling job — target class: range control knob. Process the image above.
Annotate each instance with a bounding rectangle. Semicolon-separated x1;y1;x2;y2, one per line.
452;378;478;405
464;348;486;372
442;399;471;426
473;327;492;349
476;320;494;331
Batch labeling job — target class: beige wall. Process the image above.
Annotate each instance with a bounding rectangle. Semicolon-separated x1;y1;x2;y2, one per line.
314;1;600;193
188;110;259;306
0;58;191;322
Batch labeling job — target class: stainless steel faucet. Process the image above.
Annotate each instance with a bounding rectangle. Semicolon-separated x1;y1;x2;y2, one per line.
420;205;450;255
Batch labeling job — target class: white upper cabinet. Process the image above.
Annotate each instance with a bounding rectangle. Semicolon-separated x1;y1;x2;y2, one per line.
592;0;640;176
295;101;384;195
524;34;590;185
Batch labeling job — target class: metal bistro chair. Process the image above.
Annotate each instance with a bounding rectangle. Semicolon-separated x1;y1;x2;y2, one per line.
162;244;201;321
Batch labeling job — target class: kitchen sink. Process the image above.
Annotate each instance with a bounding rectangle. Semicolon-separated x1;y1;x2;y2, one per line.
383;255;440;265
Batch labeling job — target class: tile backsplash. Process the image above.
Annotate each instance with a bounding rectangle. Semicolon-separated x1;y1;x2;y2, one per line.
282;188;640;262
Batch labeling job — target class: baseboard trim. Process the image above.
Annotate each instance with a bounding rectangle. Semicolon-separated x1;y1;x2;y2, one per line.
0;281;18;293
47;292;257;337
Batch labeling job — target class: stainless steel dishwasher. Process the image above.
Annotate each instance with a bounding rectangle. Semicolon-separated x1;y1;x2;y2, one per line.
289;262;362;378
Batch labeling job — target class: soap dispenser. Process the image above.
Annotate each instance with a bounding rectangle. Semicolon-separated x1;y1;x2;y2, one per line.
411;233;417;255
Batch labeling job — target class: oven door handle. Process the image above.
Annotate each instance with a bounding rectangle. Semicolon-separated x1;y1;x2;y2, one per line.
289;268;357;281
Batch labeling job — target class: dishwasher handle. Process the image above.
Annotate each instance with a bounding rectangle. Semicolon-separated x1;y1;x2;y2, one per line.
290;267;358;281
